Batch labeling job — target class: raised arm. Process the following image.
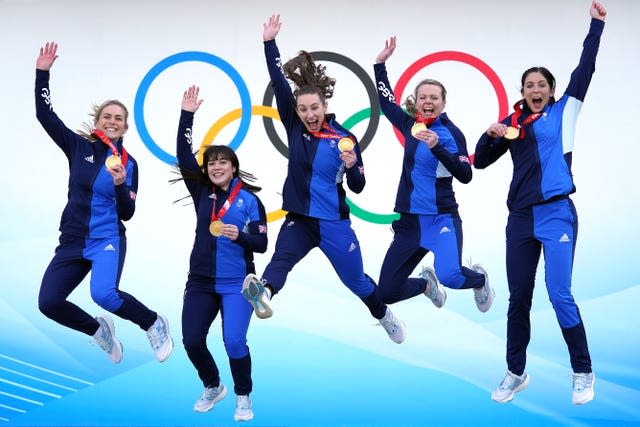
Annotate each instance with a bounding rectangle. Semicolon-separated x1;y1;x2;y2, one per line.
374;37;412;132
263;14;296;126
565;1;606;101
35;42;80;157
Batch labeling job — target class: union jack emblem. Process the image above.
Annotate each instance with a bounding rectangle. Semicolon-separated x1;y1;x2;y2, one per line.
458;155;470;164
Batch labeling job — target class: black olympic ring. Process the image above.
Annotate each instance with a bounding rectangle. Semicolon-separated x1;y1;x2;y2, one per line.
262;51;380;159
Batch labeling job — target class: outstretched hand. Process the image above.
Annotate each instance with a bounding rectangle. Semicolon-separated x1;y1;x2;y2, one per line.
36;42;58;71
263;14;281;41
376;36;396;64
590;1;606;21
182;85;204;113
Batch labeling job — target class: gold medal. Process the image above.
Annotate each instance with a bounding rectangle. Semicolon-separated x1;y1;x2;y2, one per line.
338;137;355;152
105;155;122;169
504;126;520;140
209;220;224;237
411;122;427;137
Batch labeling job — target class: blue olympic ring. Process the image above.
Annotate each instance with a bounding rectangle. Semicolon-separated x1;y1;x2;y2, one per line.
133;51;252;165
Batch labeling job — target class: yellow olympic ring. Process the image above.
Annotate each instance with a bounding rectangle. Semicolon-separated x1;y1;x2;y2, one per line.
198;105;287;223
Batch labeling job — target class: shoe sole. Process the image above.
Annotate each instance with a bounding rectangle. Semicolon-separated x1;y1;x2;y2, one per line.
99;315;123;364
194;385;228;413
154;315;174;363
234;411;254;421
492;373;530;403
242;275;273;319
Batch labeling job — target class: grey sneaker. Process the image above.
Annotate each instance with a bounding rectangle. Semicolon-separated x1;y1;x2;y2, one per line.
379;308;406;344
492;370;530;403
242;274;273;319
420;266;446;308
234;394;254;421
146;315;173;362
471;264;495;312
572;372;595;405
194;384;227;413
94;315;123;364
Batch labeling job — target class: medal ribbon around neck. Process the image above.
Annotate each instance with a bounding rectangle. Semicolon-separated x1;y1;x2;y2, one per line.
309;121;343;140
92;129;129;166
415;112;437;127
211;180;243;224
510;101;542;139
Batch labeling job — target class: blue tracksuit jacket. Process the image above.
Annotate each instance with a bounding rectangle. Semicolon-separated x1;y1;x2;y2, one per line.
264;39;365;220
474;19;605;210
176;110;268;283
35;69;137;238
374;63;472;216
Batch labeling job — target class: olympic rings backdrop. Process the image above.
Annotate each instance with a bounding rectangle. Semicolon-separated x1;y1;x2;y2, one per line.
2;1;640;426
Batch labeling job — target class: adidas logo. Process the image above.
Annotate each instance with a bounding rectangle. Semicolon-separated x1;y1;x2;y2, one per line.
286;221;295;227
559;233;570;243
84;155;94;163
439;226;450;234
348;242;357;252
104;244;116;251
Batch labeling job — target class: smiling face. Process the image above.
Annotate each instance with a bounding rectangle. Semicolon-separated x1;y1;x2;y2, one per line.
521;68;556;113
207;158;236;191
94;103;128;142
415;82;446;119
295;93;327;133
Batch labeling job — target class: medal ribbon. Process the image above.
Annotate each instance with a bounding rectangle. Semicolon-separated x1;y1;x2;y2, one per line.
92;129;129;166
211;180;243;222
510;101;542;139
415;112;437;127
309;121;343;140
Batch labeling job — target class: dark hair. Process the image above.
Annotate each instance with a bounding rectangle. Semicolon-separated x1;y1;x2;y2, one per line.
171;145;261;197
521;66;557;105
283;51;335;103
404;79;447;117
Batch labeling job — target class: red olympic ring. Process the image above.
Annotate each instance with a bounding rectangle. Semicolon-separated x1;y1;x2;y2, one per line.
392;51;509;161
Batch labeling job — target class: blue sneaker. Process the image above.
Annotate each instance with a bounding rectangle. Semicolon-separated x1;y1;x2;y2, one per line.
242;274;273;319
572;372;595;405
194;384;227;413
94;315;123;364
420;266;446;308
492;370;530;403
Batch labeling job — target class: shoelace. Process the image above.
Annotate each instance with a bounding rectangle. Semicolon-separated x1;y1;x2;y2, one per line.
147;322;167;350
500;373;520;390
95;325;113;352
380;315;397;333
237;395;250;410
573;374;589;391
202;387;219;401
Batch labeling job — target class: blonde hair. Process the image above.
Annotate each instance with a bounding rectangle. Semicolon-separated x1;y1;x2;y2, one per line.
77;100;129;140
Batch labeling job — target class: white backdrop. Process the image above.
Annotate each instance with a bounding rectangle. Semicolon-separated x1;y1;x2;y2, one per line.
1;1;639;426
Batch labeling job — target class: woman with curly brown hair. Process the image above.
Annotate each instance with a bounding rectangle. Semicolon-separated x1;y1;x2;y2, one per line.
242;14;406;344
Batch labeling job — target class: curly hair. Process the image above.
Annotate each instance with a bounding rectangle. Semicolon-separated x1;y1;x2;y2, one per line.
403;79;447;117
283;51;335;102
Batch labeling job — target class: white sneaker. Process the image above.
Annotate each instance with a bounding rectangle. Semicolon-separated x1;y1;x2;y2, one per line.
572;372;595;405
146;315;173;362
471;264;495;312
234;394;254;421
491;370;530;403
242;274;273;319
379;308;406;344
94;315;123;364
194;384;227;413
420;266;446;308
